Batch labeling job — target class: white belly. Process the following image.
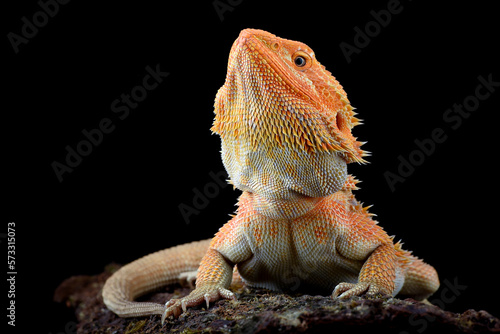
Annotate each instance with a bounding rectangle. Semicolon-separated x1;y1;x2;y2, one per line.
237;220;362;293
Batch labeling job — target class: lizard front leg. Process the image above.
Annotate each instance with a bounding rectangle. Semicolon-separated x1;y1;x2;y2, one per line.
331;205;410;299
161;214;252;323
333;242;403;299
161;248;235;323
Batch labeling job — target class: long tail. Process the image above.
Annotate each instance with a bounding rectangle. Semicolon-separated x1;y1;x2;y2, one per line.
102;239;211;317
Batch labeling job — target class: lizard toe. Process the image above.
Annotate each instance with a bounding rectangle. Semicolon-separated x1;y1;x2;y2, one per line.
332;281;391;299
161;285;236;324
161;299;183;324
332;282;370;299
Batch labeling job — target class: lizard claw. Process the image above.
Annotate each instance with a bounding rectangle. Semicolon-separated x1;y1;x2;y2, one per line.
161;285;236;325
205;293;211;309
161;299;182;324
181;300;187;313
332;281;387;299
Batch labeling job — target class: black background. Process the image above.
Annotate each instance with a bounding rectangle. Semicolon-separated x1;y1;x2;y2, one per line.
4;0;499;332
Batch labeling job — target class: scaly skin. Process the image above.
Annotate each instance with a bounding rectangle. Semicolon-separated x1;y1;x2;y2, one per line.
102;29;439;323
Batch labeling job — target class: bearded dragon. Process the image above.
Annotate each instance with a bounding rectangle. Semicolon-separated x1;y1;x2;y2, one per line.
102;29;439;323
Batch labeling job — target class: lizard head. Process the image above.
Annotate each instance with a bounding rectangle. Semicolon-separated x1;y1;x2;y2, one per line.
212;28;368;164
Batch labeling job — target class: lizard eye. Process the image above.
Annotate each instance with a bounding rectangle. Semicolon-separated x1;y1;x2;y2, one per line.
294;56;306;67
292;51;312;70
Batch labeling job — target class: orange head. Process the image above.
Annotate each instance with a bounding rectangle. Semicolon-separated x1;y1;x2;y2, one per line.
212;29;368;164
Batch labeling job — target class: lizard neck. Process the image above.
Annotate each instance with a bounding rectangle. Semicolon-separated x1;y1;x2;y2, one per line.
244;192;322;220
221;141;348;219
